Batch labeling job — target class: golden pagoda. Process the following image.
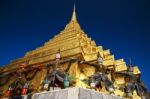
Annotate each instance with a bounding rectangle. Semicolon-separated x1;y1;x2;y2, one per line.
0;4;148;99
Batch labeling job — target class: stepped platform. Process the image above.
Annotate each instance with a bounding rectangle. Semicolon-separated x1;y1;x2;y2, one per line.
8;87;123;99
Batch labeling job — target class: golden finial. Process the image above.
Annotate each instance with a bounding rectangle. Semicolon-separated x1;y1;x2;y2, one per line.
71;3;77;22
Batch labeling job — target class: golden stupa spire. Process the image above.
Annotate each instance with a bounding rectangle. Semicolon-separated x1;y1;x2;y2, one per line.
64;3;81;30
71;4;77;22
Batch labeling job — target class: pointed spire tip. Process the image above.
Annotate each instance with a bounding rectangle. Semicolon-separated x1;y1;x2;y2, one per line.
71;3;77;22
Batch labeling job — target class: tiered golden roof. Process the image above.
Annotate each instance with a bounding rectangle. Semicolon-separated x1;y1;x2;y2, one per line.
4;6;140;73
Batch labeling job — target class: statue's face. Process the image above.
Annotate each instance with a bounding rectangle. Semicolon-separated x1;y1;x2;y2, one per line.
128;67;133;72
135;74;140;78
56;53;61;59
97;57;103;63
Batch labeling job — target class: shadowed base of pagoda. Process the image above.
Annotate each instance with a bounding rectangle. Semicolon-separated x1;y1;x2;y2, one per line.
7;87;124;99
